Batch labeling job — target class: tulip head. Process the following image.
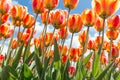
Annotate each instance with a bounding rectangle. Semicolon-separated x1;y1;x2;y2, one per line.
63;0;79;10
68;14;83;33
107;15;120;30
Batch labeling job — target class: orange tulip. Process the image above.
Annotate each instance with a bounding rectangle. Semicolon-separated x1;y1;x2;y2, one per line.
51;10;68;29
40;10;51;24
92;0;120;19
11;39;17;49
111;47;119;59
118;40;120;50
44;0;59;10
86;59;92;69
106;29;119;40
58;27;68;39
94;17;104;32
115;57;120;65
58;44;68;55
81;9;95;27
68;14;83;33
94;36;102;49
63;0;79;10
100;51;107;65
107;15;120;30
23;14;35;28
104;41;115;52
34;38;40;48
45;33;53;47
10;5;27;26
21;33;30;45
32;0;44;14
78;30;88;46
0;0;12;15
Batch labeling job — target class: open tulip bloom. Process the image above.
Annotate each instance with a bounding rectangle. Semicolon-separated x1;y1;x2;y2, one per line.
0;0;120;80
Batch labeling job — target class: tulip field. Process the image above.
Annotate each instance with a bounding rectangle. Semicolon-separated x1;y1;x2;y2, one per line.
0;0;120;80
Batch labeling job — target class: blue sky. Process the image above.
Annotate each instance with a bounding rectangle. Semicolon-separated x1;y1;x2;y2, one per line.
1;0;120;54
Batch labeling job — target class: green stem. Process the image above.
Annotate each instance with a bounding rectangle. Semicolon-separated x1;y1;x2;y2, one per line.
60;9;70;53
23;14;38;62
109;38;113;62
62;33;74;80
5;26;15;65
75;26;90;78
0;38;6;54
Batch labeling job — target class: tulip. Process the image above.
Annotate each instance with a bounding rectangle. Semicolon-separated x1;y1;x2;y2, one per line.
40;10;51;24
81;9;95;27
92;0;120;19
0;54;4;66
100;51;107;65
44;0;59;10
78;30;88;46
87;40;96;50
51;10;68;29
68;66;76;76
58;45;68;56
32;0;44;14
45;33;53;47
63;0;79;10
86;59;92;69
58;27;68;39
106;29;119;40
1;13;9;24
61;55;67;63
94;17;104;32
68;14;83;33
11;39;17;49
107;15;120;30
111;47;119;60
0;0;12;15
23;14;35;28
34;38;40;48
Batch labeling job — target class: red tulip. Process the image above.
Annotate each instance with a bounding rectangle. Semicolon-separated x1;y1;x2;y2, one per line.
58;27;68;39
107;15;120;30
68;66;76;76
32;0;44;14
68;14;83;33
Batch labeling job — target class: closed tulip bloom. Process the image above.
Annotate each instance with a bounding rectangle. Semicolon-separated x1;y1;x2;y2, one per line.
58;27;68;39
32;0;44;14
100;51;107;65
40;10;51;24
63;0;79;10
58;45;68;55
107;15;120;30
81;9;95;27
68;14;83;33
87;40;96;50
23;14;35;28
111;47;119;59
51;10;68;29
0;0;12;15
78;30;87;46
106;29;119;40
86;59;92;69
34;38;40;48
45;33;53;47
94;17;104;32
44;0;59;10
1;13;9;24
11;39;17;49
92;0;120;19
0;54;4;66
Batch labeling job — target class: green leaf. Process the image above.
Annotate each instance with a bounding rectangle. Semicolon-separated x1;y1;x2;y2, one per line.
92;53;100;77
96;61;114;80
54;39;60;62
25;52;34;65
83;52;92;66
76;69;83;80
24;64;33;79
114;70;120;80
54;60;61;70
34;47;42;79
1;66;10;80
12;43;24;69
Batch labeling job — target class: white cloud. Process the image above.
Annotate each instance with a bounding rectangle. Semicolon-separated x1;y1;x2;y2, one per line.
12;0;19;6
